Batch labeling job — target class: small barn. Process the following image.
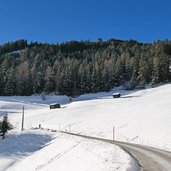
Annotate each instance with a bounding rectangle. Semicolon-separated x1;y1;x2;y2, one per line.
50;103;61;109
112;93;121;98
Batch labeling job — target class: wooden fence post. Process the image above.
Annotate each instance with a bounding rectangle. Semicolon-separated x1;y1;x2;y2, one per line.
21;106;24;131
113;126;115;141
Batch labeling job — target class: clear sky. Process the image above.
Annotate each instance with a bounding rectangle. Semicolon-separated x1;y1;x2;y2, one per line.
0;0;171;44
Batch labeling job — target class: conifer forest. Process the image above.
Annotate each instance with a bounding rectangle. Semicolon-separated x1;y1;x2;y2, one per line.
0;39;170;96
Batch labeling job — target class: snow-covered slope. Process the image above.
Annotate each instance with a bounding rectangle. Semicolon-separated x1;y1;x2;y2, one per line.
0;84;171;170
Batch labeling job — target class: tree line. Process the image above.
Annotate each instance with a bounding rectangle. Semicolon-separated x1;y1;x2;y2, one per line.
0;39;171;97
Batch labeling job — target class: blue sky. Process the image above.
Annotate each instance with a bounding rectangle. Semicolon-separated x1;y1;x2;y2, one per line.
0;0;171;44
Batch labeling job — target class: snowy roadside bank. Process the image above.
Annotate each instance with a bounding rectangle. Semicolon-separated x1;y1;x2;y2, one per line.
2;131;139;171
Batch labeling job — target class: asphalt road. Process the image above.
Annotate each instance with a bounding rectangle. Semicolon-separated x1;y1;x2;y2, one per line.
60;131;171;171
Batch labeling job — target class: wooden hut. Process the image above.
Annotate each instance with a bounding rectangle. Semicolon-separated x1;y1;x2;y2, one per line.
112;93;121;98
50;103;61;109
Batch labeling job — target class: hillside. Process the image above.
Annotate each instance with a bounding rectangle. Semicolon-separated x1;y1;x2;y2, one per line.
0;39;171;96
0;84;171;170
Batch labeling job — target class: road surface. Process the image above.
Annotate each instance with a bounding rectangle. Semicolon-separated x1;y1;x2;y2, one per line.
60;131;171;171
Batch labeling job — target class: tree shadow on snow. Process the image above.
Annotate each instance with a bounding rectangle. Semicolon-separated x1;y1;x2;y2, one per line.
0;111;8;117
73;89;143;102
121;95;140;98
0;133;52;157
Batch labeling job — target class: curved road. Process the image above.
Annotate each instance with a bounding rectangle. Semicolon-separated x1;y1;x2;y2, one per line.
60;131;171;171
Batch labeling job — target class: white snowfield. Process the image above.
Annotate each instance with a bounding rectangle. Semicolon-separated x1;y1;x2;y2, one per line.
0;84;171;171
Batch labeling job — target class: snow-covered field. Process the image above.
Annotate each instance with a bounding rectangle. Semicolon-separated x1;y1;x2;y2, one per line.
0;84;171;171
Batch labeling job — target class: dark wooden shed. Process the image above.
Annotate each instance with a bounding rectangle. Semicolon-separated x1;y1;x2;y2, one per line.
112;93;121;98
50;103;61;109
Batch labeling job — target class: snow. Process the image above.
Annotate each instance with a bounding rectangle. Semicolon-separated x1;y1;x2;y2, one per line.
0;130;53;171
0;84;171;170
7;133;137;171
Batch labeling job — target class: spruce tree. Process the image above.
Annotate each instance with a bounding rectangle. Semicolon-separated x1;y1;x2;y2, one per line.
0;115;12;139
4;69;16;95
